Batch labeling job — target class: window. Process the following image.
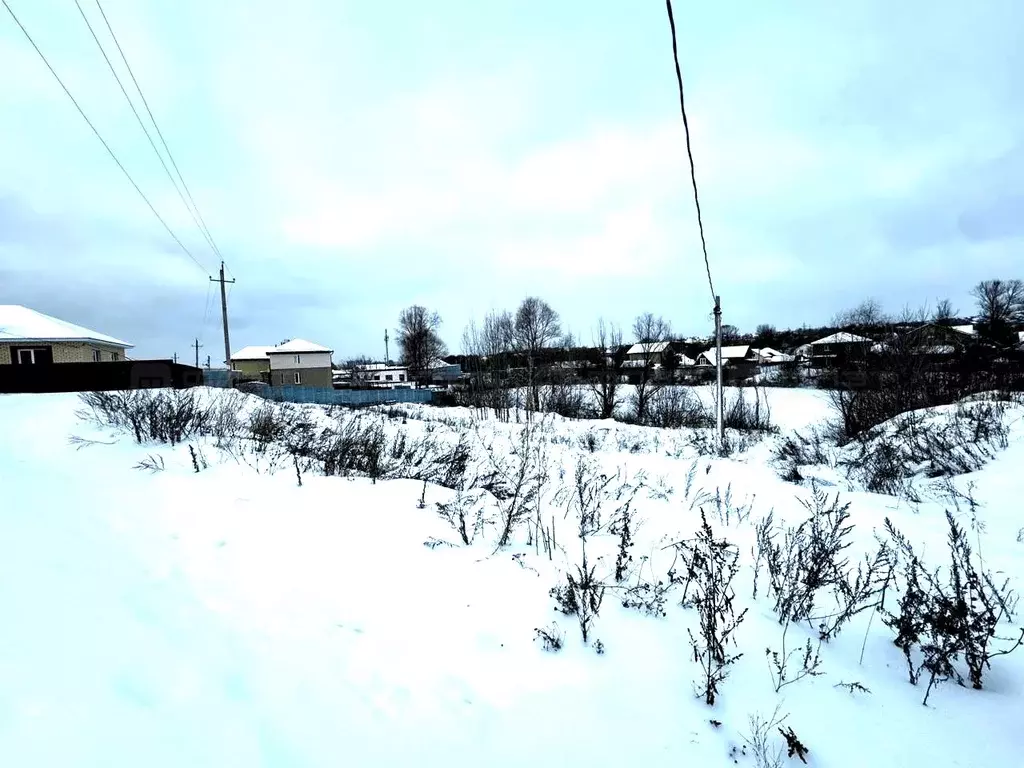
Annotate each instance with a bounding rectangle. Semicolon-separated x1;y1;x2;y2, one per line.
293;372;302;385
399;374;406;381
385;374;393;381
14;347;52;365
294;355;301;364
93;349;102;363
112;352;120;361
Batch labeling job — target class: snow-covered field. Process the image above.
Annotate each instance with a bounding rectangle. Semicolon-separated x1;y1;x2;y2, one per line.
1;387;1022;767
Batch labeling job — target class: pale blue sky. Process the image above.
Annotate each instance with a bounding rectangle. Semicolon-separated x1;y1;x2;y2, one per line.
2;0;1022;362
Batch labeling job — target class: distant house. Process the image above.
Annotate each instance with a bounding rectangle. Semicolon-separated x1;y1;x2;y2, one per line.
624;341;672;368
0;305;133;365
229;345;276;380
900;323;977;356
428;358;463;386
351;363;412;388
752;347;796;365
266;339;334;387
696;345;757;367
807;332;873;368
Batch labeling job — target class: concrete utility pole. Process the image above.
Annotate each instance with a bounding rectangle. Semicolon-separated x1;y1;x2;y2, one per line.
193;338;203;369
714;295;724;452
210;261;236;373
173;352;178;364
384;329;390;364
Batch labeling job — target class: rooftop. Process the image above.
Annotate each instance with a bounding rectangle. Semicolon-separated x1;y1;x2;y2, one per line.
268;338;333;354
0;305;133;348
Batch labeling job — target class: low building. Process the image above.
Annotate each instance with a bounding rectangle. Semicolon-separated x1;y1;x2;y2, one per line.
351;363;413;388
696;345;757;367
623;341;672;368
0;305;132;365
229;345;276;380
266;339;334;387
806;332;873;368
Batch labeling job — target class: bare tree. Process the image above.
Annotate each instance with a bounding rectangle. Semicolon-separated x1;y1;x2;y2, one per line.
513;297;561;412
720;324;741;343
398;305;447;384
971;279;1024;341
462;310;515;420
833;298;889;330
754;324;778;346
591;318;624;420
933;298;958;323
630;313;672;424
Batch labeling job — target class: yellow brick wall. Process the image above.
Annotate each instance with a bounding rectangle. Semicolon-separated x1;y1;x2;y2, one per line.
0;341;127;364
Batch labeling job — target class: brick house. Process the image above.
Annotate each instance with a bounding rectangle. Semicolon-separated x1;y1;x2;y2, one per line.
0;305;132;365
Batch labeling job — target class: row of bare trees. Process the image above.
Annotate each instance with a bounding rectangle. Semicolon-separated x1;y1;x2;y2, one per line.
459;299;678;424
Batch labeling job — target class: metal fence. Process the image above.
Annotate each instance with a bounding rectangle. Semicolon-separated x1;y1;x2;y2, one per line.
259;386;434;406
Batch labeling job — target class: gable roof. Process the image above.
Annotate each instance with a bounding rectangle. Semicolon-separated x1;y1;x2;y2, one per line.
626;341;671;355
698;345;751;364
266;338;333;354
810;332;872;345
230;345;276;361
0;305;132;348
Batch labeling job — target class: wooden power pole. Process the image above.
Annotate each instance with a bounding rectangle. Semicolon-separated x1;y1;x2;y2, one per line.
193;338;203;369
210;262;236;371
714;295;724;452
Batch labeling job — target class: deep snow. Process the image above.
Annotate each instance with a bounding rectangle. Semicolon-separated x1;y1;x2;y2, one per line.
1;388;1022;767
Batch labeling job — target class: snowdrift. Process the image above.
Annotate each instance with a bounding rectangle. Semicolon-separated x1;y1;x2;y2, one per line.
0;388;1022;767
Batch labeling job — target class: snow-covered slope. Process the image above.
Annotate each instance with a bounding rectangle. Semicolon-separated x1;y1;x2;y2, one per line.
1;389;1022;767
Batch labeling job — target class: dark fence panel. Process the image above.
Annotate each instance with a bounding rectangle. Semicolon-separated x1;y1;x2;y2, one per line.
0;360;203;394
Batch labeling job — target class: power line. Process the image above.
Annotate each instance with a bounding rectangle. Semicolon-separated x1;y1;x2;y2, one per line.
664;0;715;301
91;0;223;261
74;0;217;263
1;0;208;275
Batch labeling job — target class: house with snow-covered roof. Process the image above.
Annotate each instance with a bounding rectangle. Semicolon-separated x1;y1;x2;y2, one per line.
230;338;334;387
0;305;132;365
696;345;757;367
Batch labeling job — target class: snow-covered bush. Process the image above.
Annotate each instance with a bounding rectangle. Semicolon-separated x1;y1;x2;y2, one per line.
677;512;747;706
753;486;892;642
839;399;1014;496
80;389;216;445
884;511;1024;705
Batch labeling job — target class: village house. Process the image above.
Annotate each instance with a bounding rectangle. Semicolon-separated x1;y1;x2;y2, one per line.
0;304;132;365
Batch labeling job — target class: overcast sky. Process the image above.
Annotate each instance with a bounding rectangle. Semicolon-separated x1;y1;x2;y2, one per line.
1;0;1022;362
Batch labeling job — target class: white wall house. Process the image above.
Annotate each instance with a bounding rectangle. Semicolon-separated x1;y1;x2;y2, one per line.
265;339;334;387
351;363;413;389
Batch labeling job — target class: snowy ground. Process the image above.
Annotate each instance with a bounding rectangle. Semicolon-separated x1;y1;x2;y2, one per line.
1;388;1022;766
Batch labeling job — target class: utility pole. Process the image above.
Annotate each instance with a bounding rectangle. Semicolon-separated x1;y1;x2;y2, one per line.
210;261;236;374
193;338;203;369
173;352;178;364
384;329;390;364
205;355;211;369
714;295;724;453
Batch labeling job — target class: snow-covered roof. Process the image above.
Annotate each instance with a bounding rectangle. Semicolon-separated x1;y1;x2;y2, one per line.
0;305;133;348
354;363;407;372
810;332;872;345
267;338;333;354
626;341;671;355
230;345;276;361
698;345;751;365
953;325;977;336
